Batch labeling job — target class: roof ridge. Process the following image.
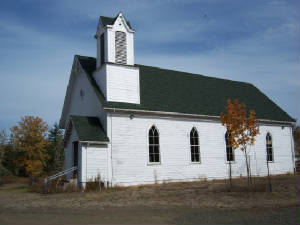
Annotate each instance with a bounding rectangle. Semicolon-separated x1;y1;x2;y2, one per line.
74;56;251;84
73;55;276;88
135;64;252;85
74;55;262;86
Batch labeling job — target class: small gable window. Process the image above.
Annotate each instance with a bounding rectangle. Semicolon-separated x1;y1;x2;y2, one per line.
266;133;273;162
225;132;234;162
190;127;200;163
115;31;127;64
148;125;160;163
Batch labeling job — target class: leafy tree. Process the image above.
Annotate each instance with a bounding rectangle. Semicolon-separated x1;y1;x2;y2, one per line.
10;116;49;177
0;130;13;179
44;123;64;174
0;130;6;164
1;144;21;176
0;130;7;146
220;99;259;187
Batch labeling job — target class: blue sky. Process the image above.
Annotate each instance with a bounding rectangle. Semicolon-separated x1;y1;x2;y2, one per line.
0;0;299;130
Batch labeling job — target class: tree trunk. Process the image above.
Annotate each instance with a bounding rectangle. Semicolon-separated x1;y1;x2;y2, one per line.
249;156;252;186
266;160;272;192
229;160;232;190
244;152;250;188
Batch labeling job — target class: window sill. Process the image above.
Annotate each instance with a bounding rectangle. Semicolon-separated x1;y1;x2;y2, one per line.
190;162;201;165
147;162;161;166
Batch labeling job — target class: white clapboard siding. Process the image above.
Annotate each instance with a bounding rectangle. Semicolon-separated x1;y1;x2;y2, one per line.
94;63;140;104
81;145;108;185
67;68;107;131
106;114;294;186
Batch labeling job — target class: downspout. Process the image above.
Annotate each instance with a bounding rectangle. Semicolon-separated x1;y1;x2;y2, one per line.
110;111;114;186
290;126;295;172
106;118;109;187
86;145;88;185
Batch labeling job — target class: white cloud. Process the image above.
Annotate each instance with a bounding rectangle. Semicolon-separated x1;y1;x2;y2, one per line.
0;0;299;129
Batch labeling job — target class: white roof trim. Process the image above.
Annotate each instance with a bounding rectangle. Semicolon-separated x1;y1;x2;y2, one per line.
59;57;83;129
114;12;135;33
103;107;295;126
80;141;110;145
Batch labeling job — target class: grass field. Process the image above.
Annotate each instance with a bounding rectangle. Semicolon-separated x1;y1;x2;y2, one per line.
0;174;299;224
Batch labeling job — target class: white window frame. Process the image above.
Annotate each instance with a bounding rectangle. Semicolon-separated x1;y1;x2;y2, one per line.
190;127;201;164
225;132;235;163
266;132;274;163
147;125;161;165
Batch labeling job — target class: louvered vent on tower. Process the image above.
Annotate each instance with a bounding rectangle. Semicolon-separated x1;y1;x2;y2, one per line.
115;31;127;64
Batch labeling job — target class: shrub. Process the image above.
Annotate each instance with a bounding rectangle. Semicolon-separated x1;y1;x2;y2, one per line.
30;177;79;194
0;163;12;185
85;175;104;192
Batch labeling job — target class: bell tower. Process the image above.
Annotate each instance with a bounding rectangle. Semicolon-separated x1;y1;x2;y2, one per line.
95;13;135;68
93;13;140;104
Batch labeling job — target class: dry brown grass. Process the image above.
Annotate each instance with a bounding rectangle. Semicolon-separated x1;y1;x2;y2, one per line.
86;174;299;208
0;173;299;211
0;174;299;225
0;176;28;184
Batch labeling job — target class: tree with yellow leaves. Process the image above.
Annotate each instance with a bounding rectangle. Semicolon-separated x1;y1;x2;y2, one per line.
11;116;49;178
221;99;259;187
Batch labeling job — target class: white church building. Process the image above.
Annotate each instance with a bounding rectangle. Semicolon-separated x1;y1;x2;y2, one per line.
59;13;296;187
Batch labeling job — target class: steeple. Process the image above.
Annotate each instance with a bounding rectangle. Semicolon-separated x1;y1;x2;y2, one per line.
95;13;135;69
93;13;140;105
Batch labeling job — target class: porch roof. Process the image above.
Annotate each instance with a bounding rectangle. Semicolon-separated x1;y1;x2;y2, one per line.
70;115;109;143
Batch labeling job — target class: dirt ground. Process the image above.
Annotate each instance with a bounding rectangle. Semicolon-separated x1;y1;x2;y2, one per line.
0;174;299;225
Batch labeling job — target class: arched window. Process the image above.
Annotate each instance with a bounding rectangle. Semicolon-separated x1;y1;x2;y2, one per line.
266;133;273;162
190;127;200;162
148;125;160;163
225;132;234;162
115;31;127;64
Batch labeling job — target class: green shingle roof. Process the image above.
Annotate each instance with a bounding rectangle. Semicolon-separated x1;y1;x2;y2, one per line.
100;16;132;29
76;55;295;123
70;115;109;142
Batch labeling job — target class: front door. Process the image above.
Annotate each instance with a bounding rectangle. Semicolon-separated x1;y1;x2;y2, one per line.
73;141;78;177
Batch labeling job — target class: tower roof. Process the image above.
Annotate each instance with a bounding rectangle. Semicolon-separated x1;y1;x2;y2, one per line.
100;15;132;29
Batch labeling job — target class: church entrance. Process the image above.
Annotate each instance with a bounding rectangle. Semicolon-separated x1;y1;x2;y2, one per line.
73;141;78;178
